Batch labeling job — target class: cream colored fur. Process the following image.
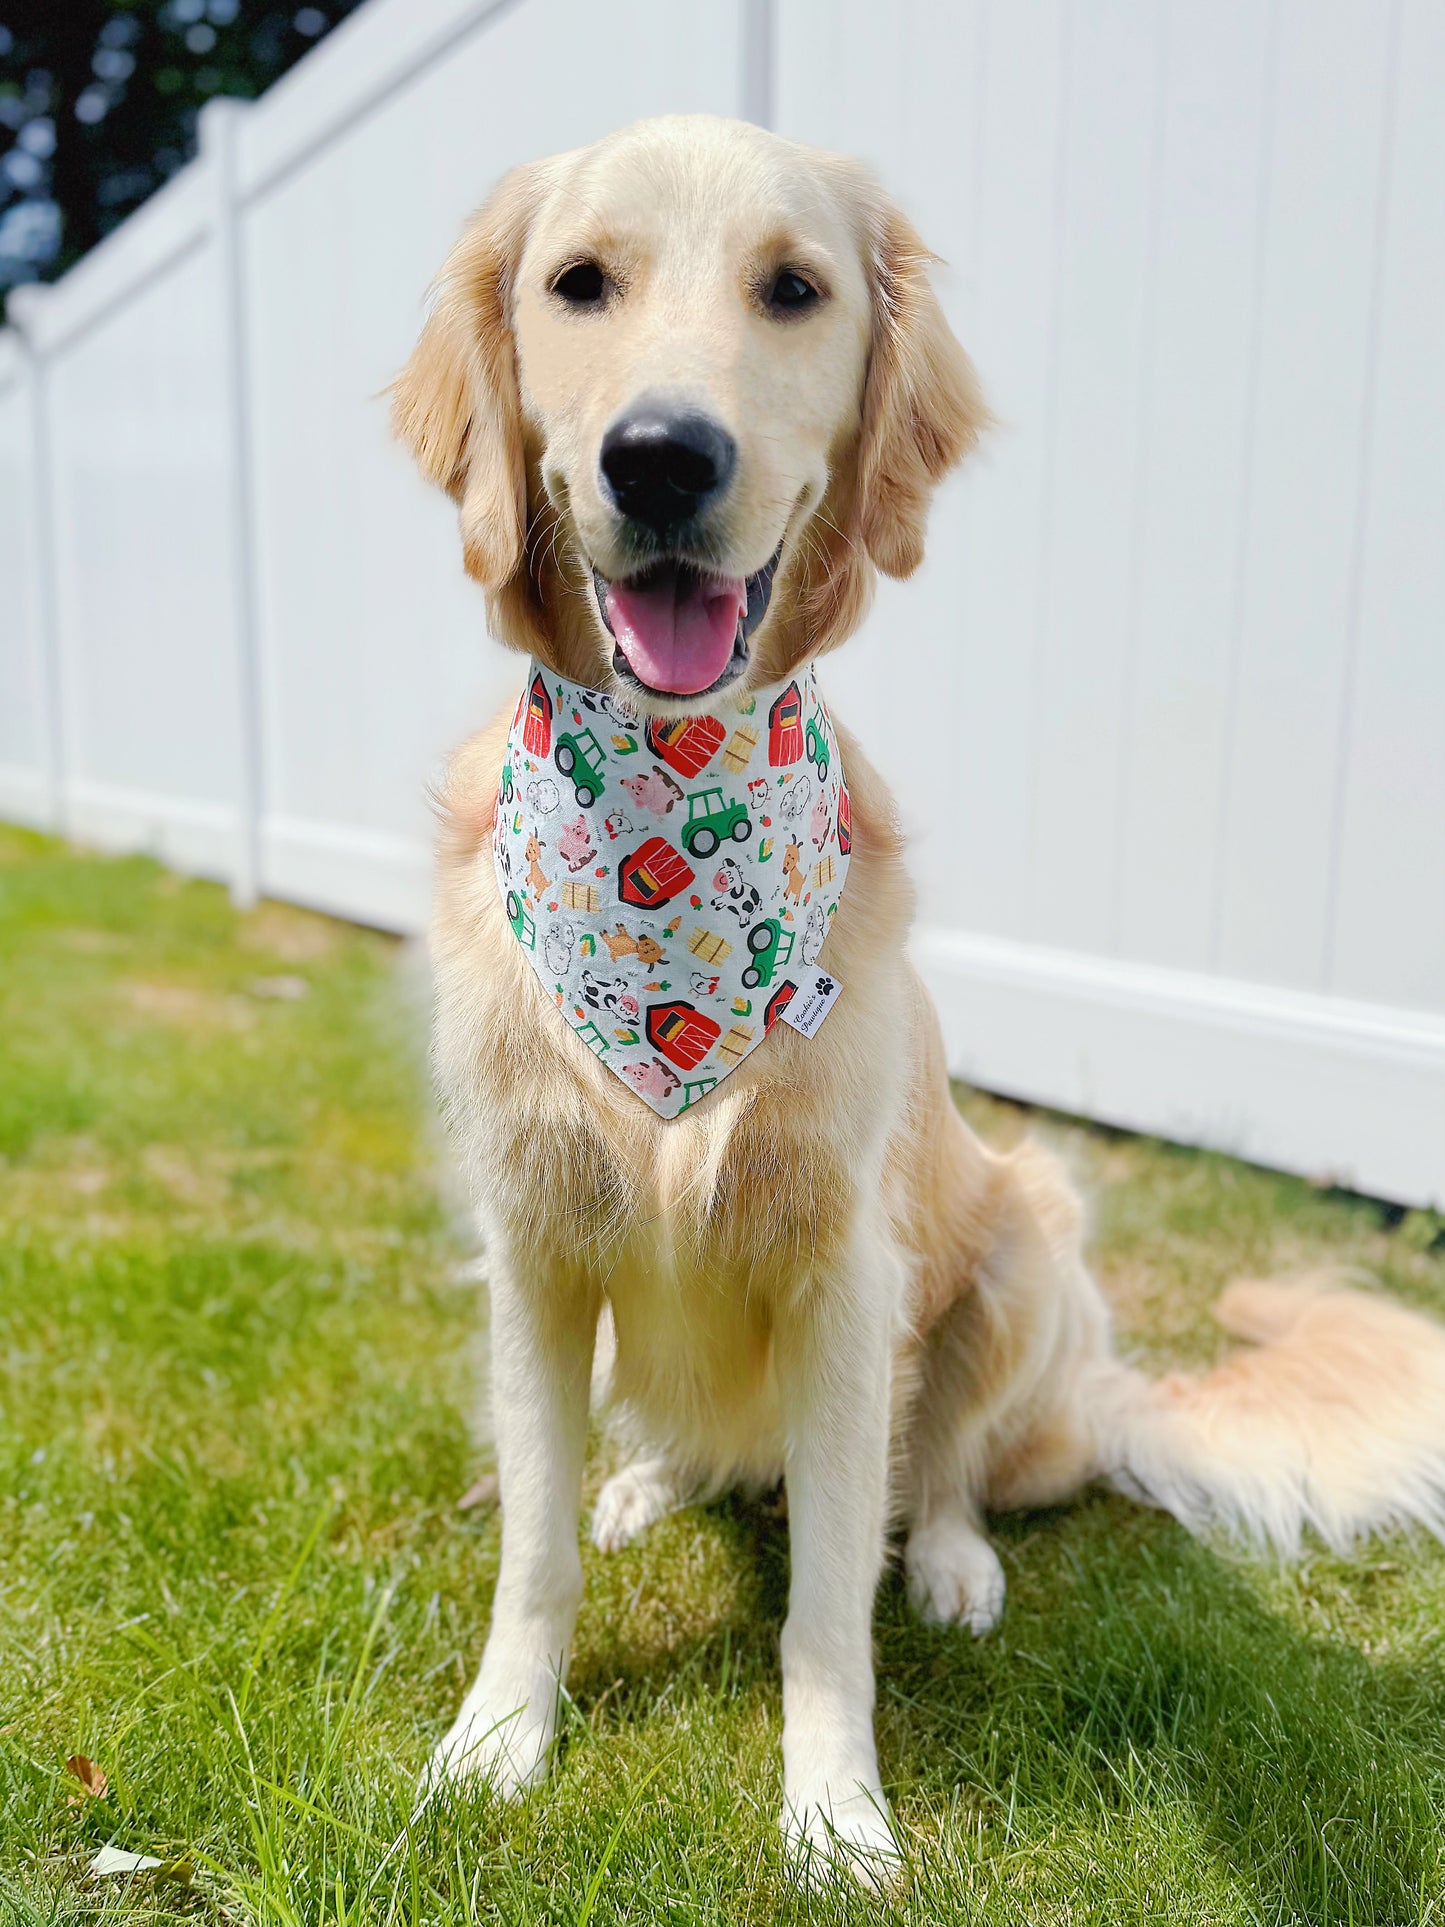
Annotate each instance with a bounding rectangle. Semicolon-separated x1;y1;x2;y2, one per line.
394;116;1445;1889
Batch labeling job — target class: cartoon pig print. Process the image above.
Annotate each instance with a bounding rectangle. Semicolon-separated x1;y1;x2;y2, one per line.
622;1056;681;1102
558;814;596;873
620;765;683;817
810;794;831;850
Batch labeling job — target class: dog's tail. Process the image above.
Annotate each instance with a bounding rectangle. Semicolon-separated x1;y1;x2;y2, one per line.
1089;1272;1445;1555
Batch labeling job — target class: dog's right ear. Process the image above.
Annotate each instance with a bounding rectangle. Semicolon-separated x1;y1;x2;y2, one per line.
390;164;542;588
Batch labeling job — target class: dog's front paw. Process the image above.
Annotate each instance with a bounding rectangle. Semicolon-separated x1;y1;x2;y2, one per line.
905;1518;1006;1636
781;1783;904;1893
423;1659;561;1800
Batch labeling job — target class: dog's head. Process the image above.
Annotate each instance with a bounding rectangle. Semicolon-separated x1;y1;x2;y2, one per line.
393;115;986;712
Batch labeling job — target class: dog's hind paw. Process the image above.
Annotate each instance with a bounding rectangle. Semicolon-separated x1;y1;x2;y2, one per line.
590;1457;687;1553
905;1518;1006;1636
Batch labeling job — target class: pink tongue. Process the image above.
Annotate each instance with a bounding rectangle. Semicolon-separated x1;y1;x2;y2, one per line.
606;570;747;695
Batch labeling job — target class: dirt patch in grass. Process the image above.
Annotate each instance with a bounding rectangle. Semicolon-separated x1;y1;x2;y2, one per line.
124;978;258;1032
56;928;130;956
239;900;344;964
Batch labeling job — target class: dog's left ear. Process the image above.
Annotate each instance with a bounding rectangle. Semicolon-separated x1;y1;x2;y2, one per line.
852;194;989;578
390;164;542;588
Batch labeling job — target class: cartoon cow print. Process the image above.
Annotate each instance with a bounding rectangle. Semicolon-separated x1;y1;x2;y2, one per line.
558;814;597;873
578;687;630;724
578;969;640;1024
711;857;764;928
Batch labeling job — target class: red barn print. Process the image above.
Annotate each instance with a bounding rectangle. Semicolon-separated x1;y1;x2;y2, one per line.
646;1000;722;1070
618;835;695;908
768;682;803;766
646;713;726;779
522;673;554;757
522;673;553;757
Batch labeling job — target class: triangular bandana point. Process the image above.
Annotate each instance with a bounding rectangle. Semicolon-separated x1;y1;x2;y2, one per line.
494;663;850;1118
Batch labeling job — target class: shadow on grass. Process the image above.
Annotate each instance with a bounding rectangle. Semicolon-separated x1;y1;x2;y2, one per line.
564;1487;1445;1923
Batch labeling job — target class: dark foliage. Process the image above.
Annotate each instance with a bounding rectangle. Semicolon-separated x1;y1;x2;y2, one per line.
0;1;362;293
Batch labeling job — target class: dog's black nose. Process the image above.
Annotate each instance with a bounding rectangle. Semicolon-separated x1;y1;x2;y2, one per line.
599;405;736;535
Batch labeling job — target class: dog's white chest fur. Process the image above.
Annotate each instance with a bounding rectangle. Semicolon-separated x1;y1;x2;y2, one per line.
595;1226;785;1484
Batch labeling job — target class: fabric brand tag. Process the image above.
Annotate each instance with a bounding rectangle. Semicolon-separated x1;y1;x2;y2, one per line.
775;966;844;1040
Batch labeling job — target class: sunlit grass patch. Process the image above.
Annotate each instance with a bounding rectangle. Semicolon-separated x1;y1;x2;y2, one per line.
1;829;1442;1925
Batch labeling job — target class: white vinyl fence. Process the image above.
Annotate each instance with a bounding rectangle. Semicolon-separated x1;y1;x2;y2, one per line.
2;0;1442;1207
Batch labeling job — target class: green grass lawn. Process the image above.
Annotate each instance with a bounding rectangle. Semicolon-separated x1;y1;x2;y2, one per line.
1;824;1443;1926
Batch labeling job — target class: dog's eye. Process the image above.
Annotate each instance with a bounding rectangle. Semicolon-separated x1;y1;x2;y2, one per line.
767;268;821;314
552;260;607;307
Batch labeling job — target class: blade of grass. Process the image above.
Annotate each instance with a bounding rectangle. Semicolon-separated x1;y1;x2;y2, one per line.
574;1756;667;1927
238;1499;335;1714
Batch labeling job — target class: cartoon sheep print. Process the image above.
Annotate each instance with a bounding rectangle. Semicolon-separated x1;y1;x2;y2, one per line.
493;665;851;1118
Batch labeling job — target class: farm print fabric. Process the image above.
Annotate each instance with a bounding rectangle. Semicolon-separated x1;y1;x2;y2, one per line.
493;662;852;1118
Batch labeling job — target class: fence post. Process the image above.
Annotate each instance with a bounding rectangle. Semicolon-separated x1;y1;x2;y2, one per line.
742;0;775;128
200;96;264;911
6;289;68;835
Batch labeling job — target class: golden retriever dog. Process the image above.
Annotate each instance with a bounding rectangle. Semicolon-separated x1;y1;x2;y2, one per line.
393;115;1445;1886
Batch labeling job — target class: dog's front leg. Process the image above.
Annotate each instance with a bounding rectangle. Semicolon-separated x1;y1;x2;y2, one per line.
774;1220;902;1888
428;1248;596;1798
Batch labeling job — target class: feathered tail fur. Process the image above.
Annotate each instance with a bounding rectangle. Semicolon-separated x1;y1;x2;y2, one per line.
1090;1272;1445;1555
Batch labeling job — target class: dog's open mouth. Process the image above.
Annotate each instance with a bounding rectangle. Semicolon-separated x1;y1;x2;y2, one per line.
592;550;780;699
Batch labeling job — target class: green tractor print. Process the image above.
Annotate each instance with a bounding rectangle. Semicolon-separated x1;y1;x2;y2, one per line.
505;888;536;950
555;727;606;807
681;785;753;859
741;917;795;989
805;715;830;782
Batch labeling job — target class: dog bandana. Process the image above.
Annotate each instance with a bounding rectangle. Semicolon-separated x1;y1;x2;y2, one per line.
493;662;851;1118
